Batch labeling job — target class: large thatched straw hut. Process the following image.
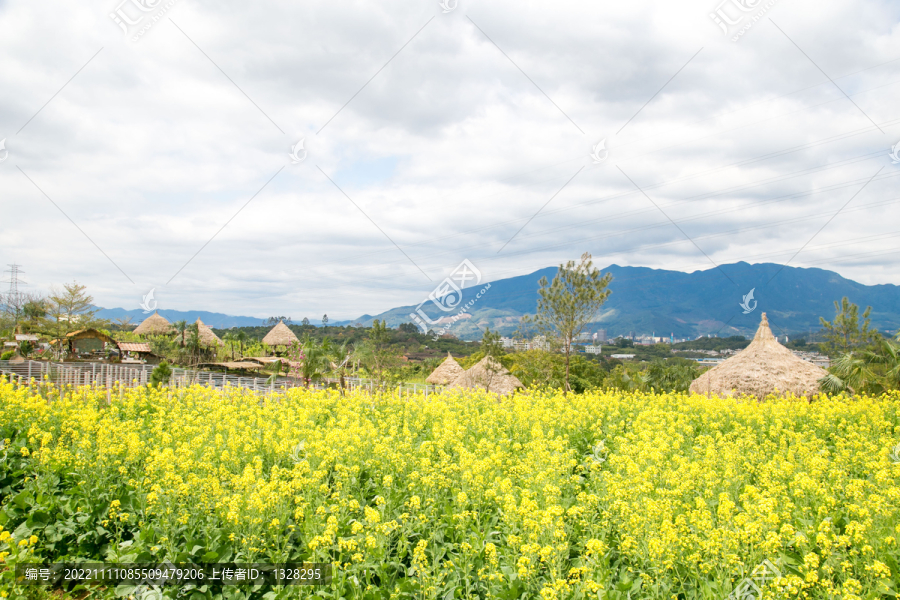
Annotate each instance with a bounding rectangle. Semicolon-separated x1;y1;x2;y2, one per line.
689;312;827;399
133;312;175;336
426;352;465;385
447;356;524;395
262;320;299;349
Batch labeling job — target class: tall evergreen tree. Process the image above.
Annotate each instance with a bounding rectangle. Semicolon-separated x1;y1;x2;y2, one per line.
524;253;613;392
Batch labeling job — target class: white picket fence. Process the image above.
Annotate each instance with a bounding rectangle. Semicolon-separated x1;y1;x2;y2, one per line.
0;360;443;398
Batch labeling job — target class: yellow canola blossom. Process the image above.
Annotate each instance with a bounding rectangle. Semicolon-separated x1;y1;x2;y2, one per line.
1;378;899;599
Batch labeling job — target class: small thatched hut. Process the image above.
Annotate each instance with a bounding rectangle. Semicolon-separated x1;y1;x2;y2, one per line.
425;352;465;385
133;312;175;336
196;319;222;347
447;356;524;396
689;312;827;399
262;320;299;349
176;318;223;347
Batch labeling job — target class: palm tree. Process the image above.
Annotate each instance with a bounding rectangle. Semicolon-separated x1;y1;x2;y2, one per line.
173;320;187;348
295;335;329;388
642;359;701;393
222;332;237;361
113;316;134;331
235;330;249;359
327;340;353;393
819;337;900;395
186;322;201;366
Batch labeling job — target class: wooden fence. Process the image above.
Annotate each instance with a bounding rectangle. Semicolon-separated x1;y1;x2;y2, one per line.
0;360;443;398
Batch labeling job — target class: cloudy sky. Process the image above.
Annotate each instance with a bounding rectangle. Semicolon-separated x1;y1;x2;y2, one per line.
1;0;899;320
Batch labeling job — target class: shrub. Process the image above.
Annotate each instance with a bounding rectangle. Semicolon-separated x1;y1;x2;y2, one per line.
149;361;172;388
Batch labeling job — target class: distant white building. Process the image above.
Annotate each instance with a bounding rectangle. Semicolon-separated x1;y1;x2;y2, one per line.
695;358;726;366
610;353;635;359
529;336;550;351
583;345;602;355
499;337;547;352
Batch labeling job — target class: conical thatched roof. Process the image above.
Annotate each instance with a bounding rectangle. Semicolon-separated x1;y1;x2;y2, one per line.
426;352;465;385
176;318;223;347
196;319;222;347
447;356;524;396
262;321;299;347
133;312;175;336
689;313;827;399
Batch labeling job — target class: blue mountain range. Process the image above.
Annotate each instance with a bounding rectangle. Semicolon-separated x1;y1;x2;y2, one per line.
332;262;900;339
97;262;900;339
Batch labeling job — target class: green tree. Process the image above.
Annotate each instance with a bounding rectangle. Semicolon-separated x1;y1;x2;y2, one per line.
327;340;353;394
266;316;292;326
173;320;188;348
22;297;47;333
185;322;201;365
359;319;402;388
642;358;701;393
222;332;237;361
322;314;329;326
297;335;329;388
46;282;104;359
524;253;613;392
506;350;605;392
234;330;249;358
819;297;879;356
480;327;505;359
820;337;900;395
150;362;172;388
398;322;419;334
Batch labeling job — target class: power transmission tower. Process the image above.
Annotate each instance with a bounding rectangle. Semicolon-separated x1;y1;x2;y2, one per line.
4;264;26;328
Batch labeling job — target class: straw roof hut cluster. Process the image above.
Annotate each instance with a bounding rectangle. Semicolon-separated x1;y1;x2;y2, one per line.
428;353;523;395
261;320;299;349
689;312;827;399
132;313;223;347
132;314;303;358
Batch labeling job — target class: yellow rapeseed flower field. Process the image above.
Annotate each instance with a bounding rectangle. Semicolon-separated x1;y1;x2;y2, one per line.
0;378;899;599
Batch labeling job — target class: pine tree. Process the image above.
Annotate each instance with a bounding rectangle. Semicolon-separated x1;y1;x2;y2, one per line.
524;253;613;392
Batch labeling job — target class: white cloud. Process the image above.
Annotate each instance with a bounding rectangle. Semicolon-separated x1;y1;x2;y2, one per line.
1;0;899;320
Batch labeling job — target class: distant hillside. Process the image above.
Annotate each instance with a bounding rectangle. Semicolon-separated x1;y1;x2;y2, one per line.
95;262;900;340
339;262;900;340
96;308;264;329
